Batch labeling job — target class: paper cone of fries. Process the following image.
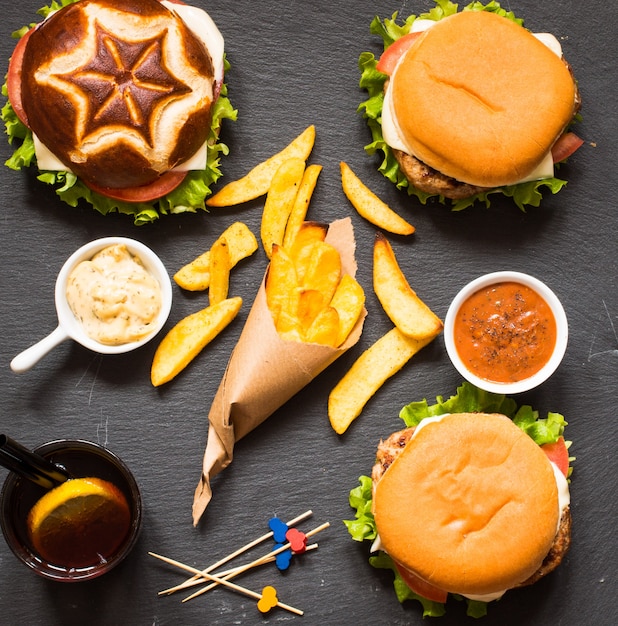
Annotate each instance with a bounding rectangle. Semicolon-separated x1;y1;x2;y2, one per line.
192;218;366;524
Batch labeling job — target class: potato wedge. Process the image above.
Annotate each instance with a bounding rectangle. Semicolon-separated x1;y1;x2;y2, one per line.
299;241;341;303
151;297;242;386
329;274;366;347
304;306;340;347
261;158;306;258
282;164;323;249
265;244;300;327
287;222;328;268
297;289;325;332
373;233;443;340
340;161;415;236
206;126;316;207
328;327;436;434
208;238;230;305
174;222;258;291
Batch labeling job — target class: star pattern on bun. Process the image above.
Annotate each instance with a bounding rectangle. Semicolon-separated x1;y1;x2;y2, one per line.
37;19;192;151
61;25;191;147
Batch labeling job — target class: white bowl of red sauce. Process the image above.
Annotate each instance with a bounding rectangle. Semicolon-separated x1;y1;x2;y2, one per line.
444;271;568;394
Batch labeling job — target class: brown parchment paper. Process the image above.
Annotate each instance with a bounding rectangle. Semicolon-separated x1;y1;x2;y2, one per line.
192;218;366;525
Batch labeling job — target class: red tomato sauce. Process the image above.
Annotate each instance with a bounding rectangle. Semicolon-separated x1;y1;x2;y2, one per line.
453;281;557;384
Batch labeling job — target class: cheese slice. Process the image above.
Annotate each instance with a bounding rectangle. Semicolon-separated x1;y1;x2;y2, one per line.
381;20;564;186
34;1;225;174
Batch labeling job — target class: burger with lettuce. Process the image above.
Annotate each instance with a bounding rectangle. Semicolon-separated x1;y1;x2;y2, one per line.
345;383;572;617
2;0;236;224
358;0;583;210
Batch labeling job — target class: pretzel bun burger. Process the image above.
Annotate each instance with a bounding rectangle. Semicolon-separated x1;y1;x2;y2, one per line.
346;385;572;617
359;1;583;209
3;0;236;223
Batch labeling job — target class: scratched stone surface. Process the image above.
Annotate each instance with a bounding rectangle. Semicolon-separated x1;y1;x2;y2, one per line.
0;1;616;625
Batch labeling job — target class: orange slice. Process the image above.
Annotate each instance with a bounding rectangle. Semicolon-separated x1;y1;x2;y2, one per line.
27;477;131;568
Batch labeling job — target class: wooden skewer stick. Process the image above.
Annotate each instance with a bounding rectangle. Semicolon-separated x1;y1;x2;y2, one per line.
181;522;330;603
175;543;319;598
158;509;313;596
161;543;319;596
149;551;304;616
214;543;319;577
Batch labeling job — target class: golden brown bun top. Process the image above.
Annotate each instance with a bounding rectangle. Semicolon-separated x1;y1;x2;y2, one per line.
21;0;215;189
373;413;560;595
391;11;576;187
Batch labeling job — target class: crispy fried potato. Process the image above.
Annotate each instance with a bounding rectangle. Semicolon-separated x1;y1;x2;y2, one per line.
329;274;366;347
297;289;325;331
282;164;323;249
328;328;436;434
174;222;258;291
340;161;415;236
299;242;341;303
304;306;340;347
265;244;300;326
287;222;328;272
373;233;443;340
261;158;306;258
206;126;316;207
208;238;230;305
151;297;242;386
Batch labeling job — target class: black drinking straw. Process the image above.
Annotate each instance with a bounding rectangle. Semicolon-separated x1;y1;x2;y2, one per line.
0;435;71;490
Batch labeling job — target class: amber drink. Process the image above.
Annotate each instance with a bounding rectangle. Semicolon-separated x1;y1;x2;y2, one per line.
0;440;142;581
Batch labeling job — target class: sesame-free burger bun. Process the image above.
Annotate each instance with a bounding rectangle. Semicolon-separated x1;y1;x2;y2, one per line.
391;11;577;188
373;412;560;596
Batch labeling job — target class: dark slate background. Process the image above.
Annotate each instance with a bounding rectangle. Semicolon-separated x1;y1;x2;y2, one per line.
0;1;616;624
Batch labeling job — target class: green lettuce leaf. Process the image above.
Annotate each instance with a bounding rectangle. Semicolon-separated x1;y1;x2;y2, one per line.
344;381;569;617
2;0;237;225
358;0;571;211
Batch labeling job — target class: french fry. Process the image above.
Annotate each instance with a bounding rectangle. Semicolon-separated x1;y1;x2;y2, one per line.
282;164;323;249
297;289;325;332
299;242;342;303
287;223;329;280
328;328;435;434
174;222;258;291
261;158;306;258
329;274;366;347
206;126;316;207
151;297;243;387
265;244;300;328
208;238;230;305
304;306;340;347
340;161;415;236
373;233;443;340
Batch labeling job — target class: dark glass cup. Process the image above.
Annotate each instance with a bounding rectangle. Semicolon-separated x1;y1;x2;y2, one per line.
0;440;142;582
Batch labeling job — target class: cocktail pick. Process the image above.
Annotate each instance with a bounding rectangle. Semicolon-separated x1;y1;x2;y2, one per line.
0;434;71;489
158;509;313;596
149;551;304;616
180;522;329;603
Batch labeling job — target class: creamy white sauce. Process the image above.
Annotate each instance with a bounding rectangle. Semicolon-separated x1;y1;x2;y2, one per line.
373;413;570;602
66;244;162;346
381;21;564;185
34;2;225;173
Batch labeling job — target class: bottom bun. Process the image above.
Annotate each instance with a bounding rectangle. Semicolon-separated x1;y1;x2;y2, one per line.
373;413;561;596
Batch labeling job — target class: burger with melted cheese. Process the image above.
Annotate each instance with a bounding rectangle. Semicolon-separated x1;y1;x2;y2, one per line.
359;1;583;210
345;384;572;617
3;0;236;223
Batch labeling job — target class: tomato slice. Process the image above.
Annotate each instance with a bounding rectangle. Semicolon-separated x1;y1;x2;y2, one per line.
84;171;188;203
394;562;448;603
376;32;423;75
6;27;36;127
551;132;584;163
541;437;569;477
